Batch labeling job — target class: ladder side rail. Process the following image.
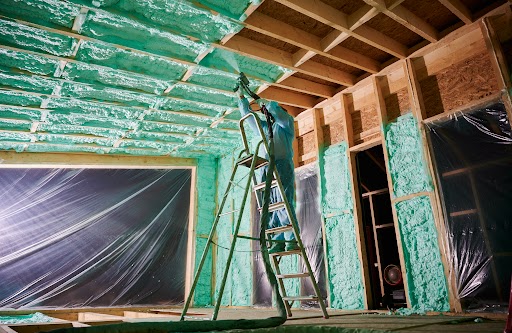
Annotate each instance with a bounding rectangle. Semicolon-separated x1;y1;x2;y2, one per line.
212;141;265;320
180;150;245;321
239;112;271;155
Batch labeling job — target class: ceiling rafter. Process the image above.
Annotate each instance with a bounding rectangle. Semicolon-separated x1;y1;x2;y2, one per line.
273;76;336;98
257;86;320;108
273;0;408;58
220;35;356;86
244;12;380;73
438;0;473;24
362;0;439;42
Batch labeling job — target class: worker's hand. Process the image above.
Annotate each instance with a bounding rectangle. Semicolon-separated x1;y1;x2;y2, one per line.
256;98;269;107
238;90;244;99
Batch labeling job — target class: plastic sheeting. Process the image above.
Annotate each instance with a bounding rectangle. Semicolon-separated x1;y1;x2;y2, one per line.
252;163;327;307
0;168;191;308
426;102;512;312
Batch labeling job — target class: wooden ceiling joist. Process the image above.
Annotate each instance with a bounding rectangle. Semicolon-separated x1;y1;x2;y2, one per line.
273;0;408;58
275;76;336;98
258;86;320;108
244;12;380;73
220;35;356;86
438;0;473;24
362;0;439;42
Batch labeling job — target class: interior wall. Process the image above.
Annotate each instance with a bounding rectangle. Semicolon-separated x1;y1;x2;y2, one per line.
292;6;512;313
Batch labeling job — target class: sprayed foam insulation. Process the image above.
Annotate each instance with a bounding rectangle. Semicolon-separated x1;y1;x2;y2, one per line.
319;142;365;309
193;156;218;306
420;51;499;119
0;0;291;158
395;196;449;312
213;151;253;306
385;113;432;198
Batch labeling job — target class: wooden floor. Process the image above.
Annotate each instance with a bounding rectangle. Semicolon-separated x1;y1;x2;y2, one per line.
0;307;507;333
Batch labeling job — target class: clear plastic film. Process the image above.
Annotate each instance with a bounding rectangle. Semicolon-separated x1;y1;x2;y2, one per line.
252;163;327;307
0;168;192;309
426;102;512;312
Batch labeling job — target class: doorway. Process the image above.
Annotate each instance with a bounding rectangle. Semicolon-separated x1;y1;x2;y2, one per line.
355;145;406;309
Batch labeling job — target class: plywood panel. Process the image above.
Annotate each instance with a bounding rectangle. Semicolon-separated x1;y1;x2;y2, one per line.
420;51;499;119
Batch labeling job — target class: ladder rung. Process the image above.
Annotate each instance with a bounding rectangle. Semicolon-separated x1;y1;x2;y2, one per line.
236;234;260;241
270;249;301;257
277;273;309;279
219;209;240;217
253;180;278;191
237;154;268;169
258;201;285;213
282;296;318;302
265;225;293;234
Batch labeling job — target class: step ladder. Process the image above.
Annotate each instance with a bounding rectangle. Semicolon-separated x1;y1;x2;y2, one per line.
180;111;329;321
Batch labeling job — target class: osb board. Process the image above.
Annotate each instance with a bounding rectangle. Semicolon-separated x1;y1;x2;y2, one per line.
257;1;333;38
322;121;345;146
321;0;367;16
414;27;486;79
420;51;500;119
237;28;300;54
310;54;366;76
461;0;507;15
401;0;461;32
385;87;411;122
365;13;424;48
292;72;340;88
340;36;394;64
297;131;316;158
300;157;317;166
351;104;379;137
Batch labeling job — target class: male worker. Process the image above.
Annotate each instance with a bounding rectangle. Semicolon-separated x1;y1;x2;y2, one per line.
238;92;299;254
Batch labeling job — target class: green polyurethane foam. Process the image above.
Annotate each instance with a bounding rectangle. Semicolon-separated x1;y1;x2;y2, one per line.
0;131;32;142
112;0;243;42
385;113;432;198
1;0;79;29
80;10;209;62
0;0;285;158
0;312;54;324
199;49;292;83
395;196;449;312
194;156;219;306
75;41;189;81
0;19;77;57
319;142;364;310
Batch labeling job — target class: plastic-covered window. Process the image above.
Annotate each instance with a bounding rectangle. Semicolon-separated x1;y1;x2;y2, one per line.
426;102;512;312
0;168;191;308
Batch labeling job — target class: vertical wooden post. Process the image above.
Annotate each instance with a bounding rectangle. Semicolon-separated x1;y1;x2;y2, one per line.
372;75;412;308
404;59;462;312
341;93;373;310
312;108;324;161
293;120;300;168
185;165;198;305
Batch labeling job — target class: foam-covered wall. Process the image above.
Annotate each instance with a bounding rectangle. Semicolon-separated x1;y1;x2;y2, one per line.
319;142;365;309
193;156;218;306
385;113;449;312
214;151;253;306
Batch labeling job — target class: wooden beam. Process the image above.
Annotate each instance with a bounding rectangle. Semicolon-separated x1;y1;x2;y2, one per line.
220;35;355;86
274;0;408;58
244;12;380;73
438;0;473;24
363;0;439;42
312;108;324;161
258;86;320;109
275;76;336;98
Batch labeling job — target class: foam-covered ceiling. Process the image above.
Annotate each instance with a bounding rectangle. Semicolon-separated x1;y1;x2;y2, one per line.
0;0;289;158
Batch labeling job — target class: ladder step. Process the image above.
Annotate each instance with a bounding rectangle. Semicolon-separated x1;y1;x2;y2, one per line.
265;225;293;234
253;179;278;191
258;201;285;213
237;154;268;169
282;296;318;302
277;273;309;279
270;249;301;257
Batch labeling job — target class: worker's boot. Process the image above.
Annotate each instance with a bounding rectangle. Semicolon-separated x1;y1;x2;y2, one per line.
285;241;299;252
268;242;285;254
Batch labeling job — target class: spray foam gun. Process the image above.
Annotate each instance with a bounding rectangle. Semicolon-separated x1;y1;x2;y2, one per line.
234;72;273;139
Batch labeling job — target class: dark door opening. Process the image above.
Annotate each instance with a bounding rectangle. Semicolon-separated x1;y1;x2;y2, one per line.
355;145;406;310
